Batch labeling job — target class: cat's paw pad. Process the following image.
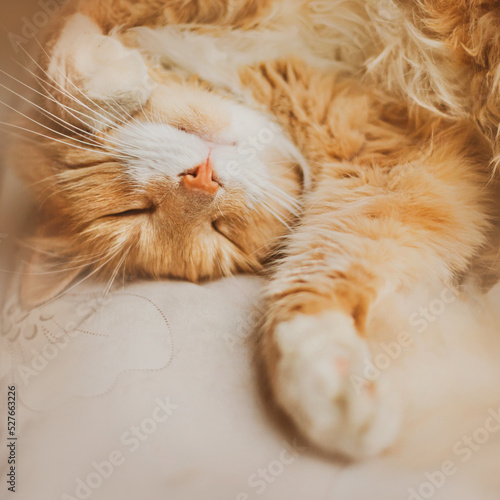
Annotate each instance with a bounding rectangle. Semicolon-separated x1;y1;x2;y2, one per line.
274;311;401;459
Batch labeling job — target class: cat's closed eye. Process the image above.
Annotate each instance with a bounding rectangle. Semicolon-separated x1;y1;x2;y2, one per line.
102;206;157;219
212;219;233;241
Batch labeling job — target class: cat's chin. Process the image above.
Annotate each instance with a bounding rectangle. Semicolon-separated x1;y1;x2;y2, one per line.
272;311;402;459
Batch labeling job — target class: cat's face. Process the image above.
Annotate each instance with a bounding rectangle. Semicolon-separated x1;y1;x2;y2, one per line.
18;70;305;295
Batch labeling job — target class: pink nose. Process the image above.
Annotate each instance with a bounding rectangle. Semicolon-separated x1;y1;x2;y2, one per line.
181;159;219;195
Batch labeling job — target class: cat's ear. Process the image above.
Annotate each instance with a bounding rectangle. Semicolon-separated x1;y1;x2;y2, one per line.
19;245;82;309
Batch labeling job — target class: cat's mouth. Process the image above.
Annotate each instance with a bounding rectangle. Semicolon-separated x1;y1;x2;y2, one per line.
174;125;237;148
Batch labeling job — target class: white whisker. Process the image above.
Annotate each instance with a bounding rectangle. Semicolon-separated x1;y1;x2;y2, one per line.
0;69;106;148
0;120;116;156
0;89;110;151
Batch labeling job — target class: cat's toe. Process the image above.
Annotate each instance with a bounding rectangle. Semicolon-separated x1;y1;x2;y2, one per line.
273;311;401;459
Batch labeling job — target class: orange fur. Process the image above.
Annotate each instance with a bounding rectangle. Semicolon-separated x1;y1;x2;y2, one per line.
7;0;499;458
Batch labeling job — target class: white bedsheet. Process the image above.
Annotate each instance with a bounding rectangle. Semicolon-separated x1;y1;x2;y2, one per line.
1;276;499;500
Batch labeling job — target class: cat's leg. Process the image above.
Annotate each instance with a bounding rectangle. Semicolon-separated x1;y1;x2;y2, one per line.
40;13;152;131
262;151;491;459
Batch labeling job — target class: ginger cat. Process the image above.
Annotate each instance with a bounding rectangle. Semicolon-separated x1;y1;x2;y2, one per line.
8;0;497;459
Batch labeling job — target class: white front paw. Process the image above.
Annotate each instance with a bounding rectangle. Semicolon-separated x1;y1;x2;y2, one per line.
274;312;401;459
